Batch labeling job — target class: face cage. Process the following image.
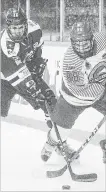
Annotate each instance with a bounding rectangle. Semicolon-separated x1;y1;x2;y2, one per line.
71;38;94;59
7;23;28;42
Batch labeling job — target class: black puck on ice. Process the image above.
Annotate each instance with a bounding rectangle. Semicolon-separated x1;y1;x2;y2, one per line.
62;185;71;190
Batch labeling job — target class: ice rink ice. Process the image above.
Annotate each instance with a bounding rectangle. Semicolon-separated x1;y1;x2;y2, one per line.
1;103;106;191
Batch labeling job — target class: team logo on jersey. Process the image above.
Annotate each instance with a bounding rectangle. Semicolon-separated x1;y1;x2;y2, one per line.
6;41;15;54
88;61;106;85
82;49;106;85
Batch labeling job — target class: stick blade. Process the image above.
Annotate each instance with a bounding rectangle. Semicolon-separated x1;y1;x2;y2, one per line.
46;165;67;178
73;173;97;182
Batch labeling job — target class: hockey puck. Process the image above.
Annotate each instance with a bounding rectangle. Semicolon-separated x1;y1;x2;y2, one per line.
62;185;71;190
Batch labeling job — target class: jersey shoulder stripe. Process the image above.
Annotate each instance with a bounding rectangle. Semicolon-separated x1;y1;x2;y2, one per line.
28;20;41;34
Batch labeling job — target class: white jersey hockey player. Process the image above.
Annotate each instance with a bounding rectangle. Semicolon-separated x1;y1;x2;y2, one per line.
41;19;106;163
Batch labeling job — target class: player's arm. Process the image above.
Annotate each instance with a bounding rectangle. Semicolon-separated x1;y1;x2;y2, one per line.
32;28;48;77
26;22;47;79
25;20;44;60
33;29;44;58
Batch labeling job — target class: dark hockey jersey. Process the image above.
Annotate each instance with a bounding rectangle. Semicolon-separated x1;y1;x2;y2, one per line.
1;20;44;87
61;31;106;106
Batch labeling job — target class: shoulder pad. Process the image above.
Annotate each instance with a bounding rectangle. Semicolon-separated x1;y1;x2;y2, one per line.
0;29;5;39
28;19;41;33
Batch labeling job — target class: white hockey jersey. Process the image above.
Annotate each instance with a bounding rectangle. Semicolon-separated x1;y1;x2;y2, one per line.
60;31;106;106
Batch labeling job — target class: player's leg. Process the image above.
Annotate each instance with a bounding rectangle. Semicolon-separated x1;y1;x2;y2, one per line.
1;80;16;117
41;95;86;161
93;89;106;116
93;89;106;163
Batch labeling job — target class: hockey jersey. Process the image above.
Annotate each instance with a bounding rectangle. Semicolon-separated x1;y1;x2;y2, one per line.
1;20;44;87
61;31;106;106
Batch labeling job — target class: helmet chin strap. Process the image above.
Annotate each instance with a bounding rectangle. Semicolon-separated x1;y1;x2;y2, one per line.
72;39;96;59
73;47;94;59
79;51;93;59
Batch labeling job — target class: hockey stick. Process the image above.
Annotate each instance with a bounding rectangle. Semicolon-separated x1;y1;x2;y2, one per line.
47;122;98;182
47;115;106;180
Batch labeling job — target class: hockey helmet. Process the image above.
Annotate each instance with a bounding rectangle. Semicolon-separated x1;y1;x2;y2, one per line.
6;8;28;42
70;21;94;59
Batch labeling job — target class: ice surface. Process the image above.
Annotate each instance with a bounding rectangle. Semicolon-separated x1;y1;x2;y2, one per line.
1;108;105;191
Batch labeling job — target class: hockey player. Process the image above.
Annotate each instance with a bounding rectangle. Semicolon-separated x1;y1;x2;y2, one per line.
41;19;106;162
1;8;77;160
1;7;56;126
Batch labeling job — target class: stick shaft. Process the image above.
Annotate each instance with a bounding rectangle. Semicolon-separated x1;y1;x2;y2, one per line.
70;115;106;162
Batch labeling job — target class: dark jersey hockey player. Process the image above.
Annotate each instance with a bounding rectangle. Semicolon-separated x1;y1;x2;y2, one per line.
1;8;77;160
1;8;56;126
41;19;106;162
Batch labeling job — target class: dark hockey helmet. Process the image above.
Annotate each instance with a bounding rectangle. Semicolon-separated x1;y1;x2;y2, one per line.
6;8;28;42
70;21;94;59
